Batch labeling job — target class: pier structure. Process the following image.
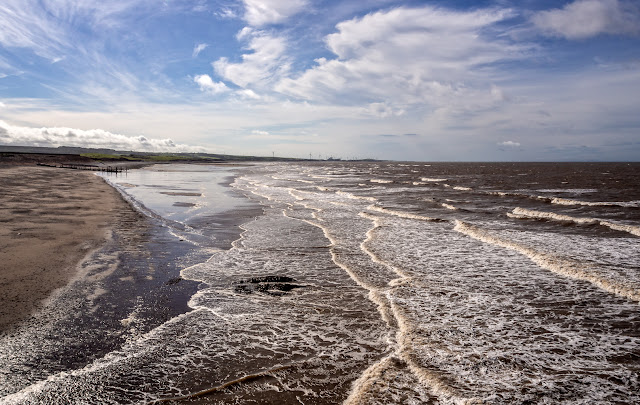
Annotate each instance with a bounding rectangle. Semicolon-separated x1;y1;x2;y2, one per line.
37;162;127;173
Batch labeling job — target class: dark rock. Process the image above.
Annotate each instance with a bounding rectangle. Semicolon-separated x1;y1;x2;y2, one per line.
233;276;304;296
173;202;196;207
166;277;183;285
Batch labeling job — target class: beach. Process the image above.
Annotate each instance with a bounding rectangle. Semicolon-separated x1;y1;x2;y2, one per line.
0;165;145;333
1;161;638;403
0;163;267;401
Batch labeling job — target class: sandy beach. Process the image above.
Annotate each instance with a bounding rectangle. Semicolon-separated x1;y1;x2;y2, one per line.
0;165;142;332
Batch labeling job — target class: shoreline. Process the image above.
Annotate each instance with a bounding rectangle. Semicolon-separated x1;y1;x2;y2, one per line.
0;165;142;333
0;161;261;335
0;162;266;399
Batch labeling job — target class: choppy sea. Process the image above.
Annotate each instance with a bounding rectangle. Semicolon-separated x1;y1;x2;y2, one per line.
1;162;639;404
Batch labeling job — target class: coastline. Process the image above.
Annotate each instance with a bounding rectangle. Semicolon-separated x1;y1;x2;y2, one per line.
0;165;142;333
1;161;638;403
0;162;267;399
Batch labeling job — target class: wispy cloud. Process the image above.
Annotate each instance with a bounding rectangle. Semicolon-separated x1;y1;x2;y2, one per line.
215;6;239;19
360;102;406;118
0;0;157;56
0;0;195;104
192;43;209;57
0;0;69;60
241;0;309;27
532;0;640;39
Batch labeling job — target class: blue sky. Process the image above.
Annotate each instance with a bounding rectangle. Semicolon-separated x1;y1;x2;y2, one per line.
0;0;639;161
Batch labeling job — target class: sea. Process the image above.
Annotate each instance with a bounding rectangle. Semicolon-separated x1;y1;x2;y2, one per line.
0;161;638;404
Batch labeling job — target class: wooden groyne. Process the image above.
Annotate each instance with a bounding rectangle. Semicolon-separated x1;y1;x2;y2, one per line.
37;162;127;173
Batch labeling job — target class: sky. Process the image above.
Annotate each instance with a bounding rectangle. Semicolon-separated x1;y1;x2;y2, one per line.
0;0;639;161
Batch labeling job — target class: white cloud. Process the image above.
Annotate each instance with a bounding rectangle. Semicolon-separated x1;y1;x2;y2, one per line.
532;0;640;39
237;89;261;99
213;31;290;89
275;6;525;112
498;141;521;147
192;43;208;57
0;120;201;152
251;129;270;135
242;0;309;27
194;74;229;94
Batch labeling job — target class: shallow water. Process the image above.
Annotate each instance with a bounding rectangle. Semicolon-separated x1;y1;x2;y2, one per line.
1;162;638;404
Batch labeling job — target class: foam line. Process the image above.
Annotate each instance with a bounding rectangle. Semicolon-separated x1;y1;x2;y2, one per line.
453;220;640;303
390;305;481;405
353;212;480;404
367;205;443;222
278;193;400;339
487;190;639;208
150;363;297;403
508;207;640;237
359;213;413;280
548;197;639;208
343;355;396;405
278;199;385;293
336;190;378;202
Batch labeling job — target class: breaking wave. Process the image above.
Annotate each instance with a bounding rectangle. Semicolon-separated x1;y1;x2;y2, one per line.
508;207;640;237
454;220;640;302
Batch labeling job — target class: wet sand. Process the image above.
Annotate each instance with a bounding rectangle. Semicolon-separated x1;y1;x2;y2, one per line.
0;165;143;332
0;162;275;401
